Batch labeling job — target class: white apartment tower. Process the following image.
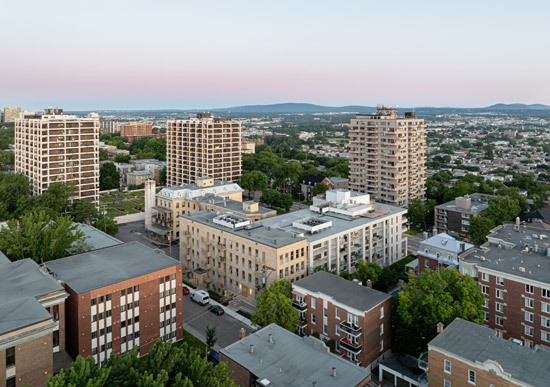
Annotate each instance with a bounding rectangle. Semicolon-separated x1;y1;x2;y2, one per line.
166;113;241;186
349;106;426;207
15;108;100;204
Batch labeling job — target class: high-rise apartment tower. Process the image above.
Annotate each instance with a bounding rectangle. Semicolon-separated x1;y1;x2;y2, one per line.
349;106;426;207
15;108;100;204
166;113;241;186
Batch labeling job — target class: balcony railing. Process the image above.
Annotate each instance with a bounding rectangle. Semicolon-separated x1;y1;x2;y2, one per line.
292;300;307;311
339;338;362;354
296;318;307;329
339;321;362;336
418;352;428;371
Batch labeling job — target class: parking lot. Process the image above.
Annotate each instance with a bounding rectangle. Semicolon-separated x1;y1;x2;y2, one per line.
115;221;180;260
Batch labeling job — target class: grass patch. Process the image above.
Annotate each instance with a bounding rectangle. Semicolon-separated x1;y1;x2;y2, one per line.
174;331;208;354
404;229;422;235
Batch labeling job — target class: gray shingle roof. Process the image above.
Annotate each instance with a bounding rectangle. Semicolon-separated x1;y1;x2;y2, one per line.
429;318;550;386
293;271;390;312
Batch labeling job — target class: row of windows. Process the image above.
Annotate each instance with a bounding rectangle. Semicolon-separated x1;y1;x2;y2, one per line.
160;288;177;298
159;274;177;284
92;310;112;322
121;315;139;328
443;359;477;385
160;317;177;327
91;326;113;338
160;302;177;313
92;341;113;355
91;286;142;306
121;300;139;312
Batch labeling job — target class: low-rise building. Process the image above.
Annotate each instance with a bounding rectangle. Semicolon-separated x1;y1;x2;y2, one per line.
180;211;308;298
292;271;392;370
300;174;349;201
427;318;550;387
460;222;550;347
127;170;151;187
220;323;371;387
45;242;183;365
0;257;69;386
435;193;492;239
417;233;475;272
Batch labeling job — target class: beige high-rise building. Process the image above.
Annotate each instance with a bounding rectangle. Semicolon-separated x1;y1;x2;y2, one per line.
349;106;426;207
166;113;241;186
15;108;100;204
3;107;22;123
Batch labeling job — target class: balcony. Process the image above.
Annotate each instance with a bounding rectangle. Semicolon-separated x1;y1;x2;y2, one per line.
296;317;307;330
339;338;362;354
339;321;362;337
418;352;428;371
292;299;307;311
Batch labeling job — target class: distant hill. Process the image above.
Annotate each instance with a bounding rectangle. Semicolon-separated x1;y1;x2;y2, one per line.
484;103;550;110
211;103;377;114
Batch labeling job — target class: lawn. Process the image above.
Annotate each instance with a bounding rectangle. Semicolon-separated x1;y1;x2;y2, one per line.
99;191;145;217
174;331;208;354
404;229;422;235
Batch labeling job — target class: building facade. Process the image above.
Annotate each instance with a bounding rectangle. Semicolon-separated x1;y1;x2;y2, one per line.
166;113;241;186
427;318;550;387
180;211;308;299
417;233;475;273
45;242;183;365
2;107;22;123
0;257;68;387
435;193;491;239
349;106;426;207
460;222;550;347
115;123;153;142
292;272;392;370
15;108;100;204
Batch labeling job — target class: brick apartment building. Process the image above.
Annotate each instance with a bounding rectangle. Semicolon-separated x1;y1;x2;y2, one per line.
460;222;550;347
115;123;155;142
292;271;392;371
427;318;550;387
0;255;68;387
434;193;492;239
416;233;475;273
45;242;183;365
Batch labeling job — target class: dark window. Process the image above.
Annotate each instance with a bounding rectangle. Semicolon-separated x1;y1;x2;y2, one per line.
53;330;60;347
159;278;164;284
121;320;126;328
134;300;139;307
52;305;59;321
106;310;112;318
121;289;126;296
107;326;112;334
6;377;16;387
121;336;127;344
6;346;15;367
165;275;169;282
107;342;112;349
91;331;97;339
91;298;96;306
134;316;140;323
127;288;132;295
106;294;111;301
100;344;105;352
134;331;140;339
99;296;104;303
133;286;139;292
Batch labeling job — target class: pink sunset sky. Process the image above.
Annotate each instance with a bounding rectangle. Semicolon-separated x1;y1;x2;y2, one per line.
1;0;549;110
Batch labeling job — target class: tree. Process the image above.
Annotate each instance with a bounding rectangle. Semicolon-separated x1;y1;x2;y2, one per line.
0;173;31;220
393;268;484;356
407;199;436;230
485;196;521;226
311;182;328;197
33;182;77;216
239;170;269;198
355;261;383;286
69;199;99;224
251;280;299;331
204;325;217;350
0;210;86;262
0;150;15;170
159;166;167;185
469;216;495;245
100;162;121;190
114;153;131;163
94;216;119;236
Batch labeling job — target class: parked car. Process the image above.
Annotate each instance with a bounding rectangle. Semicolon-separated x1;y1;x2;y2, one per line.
182;285;190;295
190;290;210;306
209;305;224;315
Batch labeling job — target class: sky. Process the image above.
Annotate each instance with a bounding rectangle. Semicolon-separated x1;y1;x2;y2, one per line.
1;0;549;110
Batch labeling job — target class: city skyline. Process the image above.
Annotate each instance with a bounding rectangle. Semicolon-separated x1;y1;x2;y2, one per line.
2;1;549;110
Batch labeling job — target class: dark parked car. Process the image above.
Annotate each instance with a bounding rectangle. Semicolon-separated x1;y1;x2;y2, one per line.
208;305;224;315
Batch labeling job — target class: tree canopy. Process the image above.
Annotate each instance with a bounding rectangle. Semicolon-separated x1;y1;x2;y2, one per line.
407;198;437;230
468;216;495;246
48;341;236;387
393;268;484;356
100;163;121;190
251;280;299;331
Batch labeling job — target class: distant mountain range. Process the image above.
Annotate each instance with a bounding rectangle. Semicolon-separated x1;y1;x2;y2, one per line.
484;103;550;110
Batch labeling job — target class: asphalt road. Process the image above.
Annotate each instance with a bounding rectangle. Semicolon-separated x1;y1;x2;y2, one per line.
183;294;252;350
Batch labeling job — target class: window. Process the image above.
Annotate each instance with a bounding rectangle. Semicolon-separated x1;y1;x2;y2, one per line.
525;284;534;294
542;317;550;328
525;297;534;308
335;324;341;336
444;380;451;387
52;305;59;321
543;302;550;314
91;298;97;306
120;289;126;296
380;323;384;335
92;331;97;339
468;369;476;384
335;308;340;319
495;303;505;313
323;324;328;335
444;359;452;374
311;298;316;309
323;308;327;317
495;316;504;326
524;325;534;337
481;272;489;282
311;314;316;324
99;296;104;303
483;312;489;321
496;277;504;285
380;307;384;319
53;330;60;347
484;299;489;308
495;289;504;299
92;347;98;355
543;289;550;299
121;304;126;312
525;312;534;323
542;331;550;343
6;346;15;367
481;285;489;295
380;340;384;351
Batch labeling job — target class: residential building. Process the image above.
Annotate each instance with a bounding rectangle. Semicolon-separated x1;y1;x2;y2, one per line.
261;190;408;274
435;193;492;238
166;113;241;186
3;107;22;123
179;211;308;298
115;123;153;142
45;242;183;365
127;170;151;187
15;108;100;204
460;222;550;347
0;257;69;386
349;106;426;207
417;233;475;273
149;177;245;242
292;271;392;370
241;140;255;154
427;318;550;387
220;323;371;387
130;159;165;184
301;174;349;201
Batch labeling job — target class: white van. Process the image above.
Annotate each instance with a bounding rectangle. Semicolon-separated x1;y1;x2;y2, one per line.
191;290;210;306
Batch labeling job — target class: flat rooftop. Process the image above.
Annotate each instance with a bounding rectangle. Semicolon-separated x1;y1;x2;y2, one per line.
197;196;275;216
46;241;180;293
182;211;304;248
461;223;550;284
220;323;370;387
419;233;474;254
72;223;123;251
293;271;390;313
0;259;65;335
435;193;491;215
429;318;550;386
157;180;243;200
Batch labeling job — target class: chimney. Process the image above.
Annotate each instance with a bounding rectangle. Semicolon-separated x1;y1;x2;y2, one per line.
436;322;444;334
331;367;337;377
239;328;247;340
366;279;372;288
268;333;273;343
459;242;465;253
249;344;254;354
